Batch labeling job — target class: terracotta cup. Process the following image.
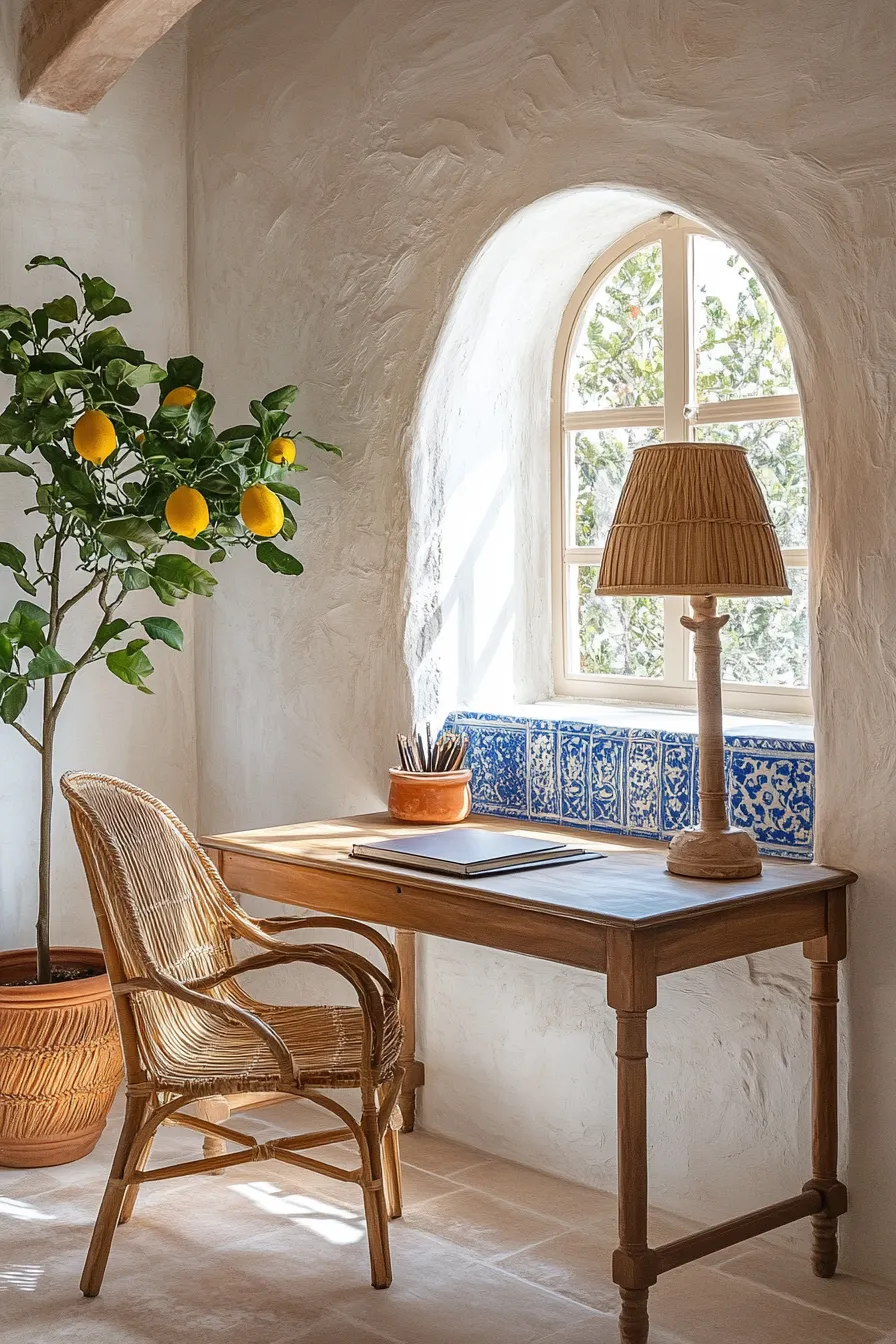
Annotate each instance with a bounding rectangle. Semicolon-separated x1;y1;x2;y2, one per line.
388;768;473;824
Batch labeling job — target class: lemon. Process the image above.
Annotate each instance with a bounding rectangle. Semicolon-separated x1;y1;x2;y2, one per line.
240;483;284;537
165;485;209;539
73;409;117;465
267;436;296;465
162;385;198;408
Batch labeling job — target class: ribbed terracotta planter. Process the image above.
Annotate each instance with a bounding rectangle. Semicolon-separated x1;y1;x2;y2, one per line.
388;768;473;824
0;947;123;1168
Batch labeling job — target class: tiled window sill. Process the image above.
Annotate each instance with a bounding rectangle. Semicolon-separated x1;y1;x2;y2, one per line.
444;703;815;860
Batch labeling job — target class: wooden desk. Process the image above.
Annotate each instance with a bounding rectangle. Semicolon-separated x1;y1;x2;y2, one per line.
203;813;854;1344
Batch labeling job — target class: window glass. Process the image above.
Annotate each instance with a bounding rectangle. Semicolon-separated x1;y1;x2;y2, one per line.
694;420;807;547
568;244;664;411
694;237;797;401
577;566;664;678
715;568;809;687
572;426;663;548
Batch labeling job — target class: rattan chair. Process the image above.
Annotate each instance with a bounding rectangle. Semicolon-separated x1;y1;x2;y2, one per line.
61;772;404;1298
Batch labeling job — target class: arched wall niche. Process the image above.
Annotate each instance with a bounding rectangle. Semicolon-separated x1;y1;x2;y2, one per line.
407;184;809;722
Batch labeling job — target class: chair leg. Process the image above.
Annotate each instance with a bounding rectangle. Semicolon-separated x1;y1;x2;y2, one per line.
81;1093;149;1297
360;1107;393;1289
118;1130;155;1225
196;1095;231;1164
383;1113;403;1220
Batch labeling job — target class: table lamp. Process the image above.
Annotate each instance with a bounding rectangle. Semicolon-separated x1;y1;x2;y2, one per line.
596;441;790;880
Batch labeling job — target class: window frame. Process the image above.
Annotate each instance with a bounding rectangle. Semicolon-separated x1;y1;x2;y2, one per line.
550;212;810;717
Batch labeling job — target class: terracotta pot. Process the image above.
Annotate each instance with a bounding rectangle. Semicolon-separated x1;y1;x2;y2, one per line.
0;947;123;1168
388;768;473;824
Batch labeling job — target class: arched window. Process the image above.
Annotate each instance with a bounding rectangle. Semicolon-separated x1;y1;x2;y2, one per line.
552;212;809;716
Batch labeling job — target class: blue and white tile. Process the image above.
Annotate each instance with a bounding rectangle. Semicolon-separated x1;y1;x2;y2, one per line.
528;731;559;820
625;732;661;836
559;733;591;823
589;733;626;830
443;710;814;860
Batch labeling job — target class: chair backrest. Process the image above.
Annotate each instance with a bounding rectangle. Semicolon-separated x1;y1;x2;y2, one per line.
61;773;243;1081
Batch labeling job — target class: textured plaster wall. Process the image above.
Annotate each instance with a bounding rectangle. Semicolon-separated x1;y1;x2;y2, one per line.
0;9;196;950
189;0;896;1280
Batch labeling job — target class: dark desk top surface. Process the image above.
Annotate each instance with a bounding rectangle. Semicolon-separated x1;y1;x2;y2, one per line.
204;813;855;930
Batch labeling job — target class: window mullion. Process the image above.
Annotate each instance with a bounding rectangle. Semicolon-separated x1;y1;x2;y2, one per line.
659;226;692;691
660;228;692;444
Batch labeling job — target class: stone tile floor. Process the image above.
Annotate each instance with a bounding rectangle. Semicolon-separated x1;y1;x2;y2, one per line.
2;1095;896;1343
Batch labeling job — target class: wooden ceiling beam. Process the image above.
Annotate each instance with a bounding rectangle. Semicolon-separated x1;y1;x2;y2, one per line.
20;0;203;114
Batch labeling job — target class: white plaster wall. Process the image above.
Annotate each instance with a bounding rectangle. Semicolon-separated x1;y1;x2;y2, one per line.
0;10;197;950
189;0;896;1280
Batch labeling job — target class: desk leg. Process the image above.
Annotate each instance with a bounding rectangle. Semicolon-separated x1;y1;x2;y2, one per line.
396;929;424;1131
608;930;658;1344
803;893;848;1279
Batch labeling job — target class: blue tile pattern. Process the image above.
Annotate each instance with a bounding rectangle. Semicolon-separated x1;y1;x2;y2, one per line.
444;711;815;860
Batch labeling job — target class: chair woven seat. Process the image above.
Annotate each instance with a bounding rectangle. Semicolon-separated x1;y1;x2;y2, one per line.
146;1001;403;1093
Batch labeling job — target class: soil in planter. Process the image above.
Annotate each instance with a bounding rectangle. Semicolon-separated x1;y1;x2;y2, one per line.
0;964;101;987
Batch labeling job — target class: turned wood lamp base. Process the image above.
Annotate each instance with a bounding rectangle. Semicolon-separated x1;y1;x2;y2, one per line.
667;595;762;882
667;826;761;880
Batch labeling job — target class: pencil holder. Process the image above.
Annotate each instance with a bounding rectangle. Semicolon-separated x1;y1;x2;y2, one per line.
388;768;473;825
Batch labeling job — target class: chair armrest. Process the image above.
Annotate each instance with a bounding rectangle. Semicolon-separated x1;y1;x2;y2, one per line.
251;915;401;993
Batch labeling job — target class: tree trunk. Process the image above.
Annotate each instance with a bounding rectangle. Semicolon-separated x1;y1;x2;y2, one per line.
36;689;54;984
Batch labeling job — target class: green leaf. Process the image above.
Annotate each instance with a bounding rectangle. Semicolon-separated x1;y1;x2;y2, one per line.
160;356;203;400
82;326;125;366
0;305;33;331
151;553;216;597
249;399;273;430
188;390;215;436
13;572;37;595
0;633;13;672
106;646;154;691
31;351;80;372
99;517;160;548
26;645;74;679
255;542;304;576
27;255;74;274
33;403;73;443
217;425;257;444
95;618;130;649
20;370;58;402
121;566;152;591
94;296;132;319
280;504;297;542
42;296;78;323
0;679;27;723
0;420;33;450
0;542;26;572
93;342;145;369
302;435;343;456
149;577;179;606
123;361;165;389
262;385;298;411
11;600;50;629
140;617;184;650
267;481;302;506
81;275;116;315
53;464;97;507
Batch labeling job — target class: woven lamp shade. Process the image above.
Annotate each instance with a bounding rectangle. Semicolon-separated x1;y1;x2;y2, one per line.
597;441;790;597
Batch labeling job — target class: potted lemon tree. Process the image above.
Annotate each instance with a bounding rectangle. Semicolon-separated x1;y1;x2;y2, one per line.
0;256;337;1165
